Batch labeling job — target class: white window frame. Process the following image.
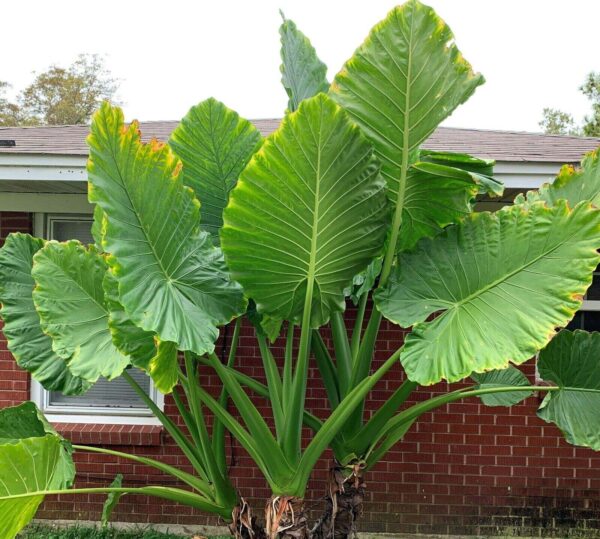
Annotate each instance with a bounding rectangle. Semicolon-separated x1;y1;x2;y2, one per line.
30;212;163;425
581;299;600;313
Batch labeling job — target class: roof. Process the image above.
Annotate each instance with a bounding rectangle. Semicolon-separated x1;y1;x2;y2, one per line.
0;120;598;163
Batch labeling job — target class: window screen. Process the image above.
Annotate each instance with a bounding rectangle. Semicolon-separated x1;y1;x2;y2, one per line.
46;215;152;412
566;310;600;332
51;218;95;245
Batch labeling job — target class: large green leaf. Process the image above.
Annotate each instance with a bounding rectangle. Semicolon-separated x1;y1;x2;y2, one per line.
279;12;329;112
0;402;75;539
471;366;532;407
104;272;179;393
419;150;503;196
91;204;105;252
168;98;262;244
398;162;479;251
87;102;246;355
344;257;383;304
246;300;283;344
0;402;75;488
146;341;179;394
0;435;66;539
375;200;600;385
538;330;600;450
515;148;600;208
103;270;156;371
420;150;494;175
31;240;130;383
0;233;90;395
330;0;483;251
221;93;388;327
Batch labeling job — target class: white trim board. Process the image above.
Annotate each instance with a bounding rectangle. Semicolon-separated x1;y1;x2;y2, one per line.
0;154;87;167
0;154;87;182
0;155;568;189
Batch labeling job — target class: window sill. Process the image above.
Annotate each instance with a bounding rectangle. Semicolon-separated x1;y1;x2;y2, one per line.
55;423;163;446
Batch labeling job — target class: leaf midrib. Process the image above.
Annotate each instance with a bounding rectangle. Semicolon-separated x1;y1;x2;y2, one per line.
306;103;324;303
379;5;415;285
104;129;176;287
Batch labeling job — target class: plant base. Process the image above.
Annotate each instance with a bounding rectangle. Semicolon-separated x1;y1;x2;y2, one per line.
311;462;365;539
265;495;308;538
230;497;267;539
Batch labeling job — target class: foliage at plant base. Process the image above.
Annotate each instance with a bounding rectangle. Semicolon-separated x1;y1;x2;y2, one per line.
1;1;600;538
18;523;196;539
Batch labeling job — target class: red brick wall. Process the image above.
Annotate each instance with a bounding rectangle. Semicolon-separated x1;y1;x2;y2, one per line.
1;211;600;536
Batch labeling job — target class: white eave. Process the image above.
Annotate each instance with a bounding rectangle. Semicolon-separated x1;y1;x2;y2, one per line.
0;152;564;214
0;154;90;213
493;161;562;189
0;153;563;187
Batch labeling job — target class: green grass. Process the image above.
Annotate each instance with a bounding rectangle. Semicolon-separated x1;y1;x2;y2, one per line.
18;523;230;539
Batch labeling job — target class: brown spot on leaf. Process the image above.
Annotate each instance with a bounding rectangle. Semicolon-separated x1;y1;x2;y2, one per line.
173;161;183;177
149;138;165;152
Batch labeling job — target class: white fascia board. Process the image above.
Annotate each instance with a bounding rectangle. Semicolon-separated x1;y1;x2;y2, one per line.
0;155;566;190
496;175;546;189
493;161;561;175
494;161;562;189
0;154;87;182
0;154;87;166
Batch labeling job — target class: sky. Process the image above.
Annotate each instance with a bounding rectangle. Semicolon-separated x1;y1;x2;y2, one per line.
2;0;599;132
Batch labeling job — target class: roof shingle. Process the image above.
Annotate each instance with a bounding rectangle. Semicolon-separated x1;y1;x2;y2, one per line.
0;119;598;163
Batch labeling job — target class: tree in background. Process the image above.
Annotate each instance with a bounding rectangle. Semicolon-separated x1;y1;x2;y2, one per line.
0;54;118;127
0;82;35;127
581;72;600;136
540;71;600;136
539;107;578;135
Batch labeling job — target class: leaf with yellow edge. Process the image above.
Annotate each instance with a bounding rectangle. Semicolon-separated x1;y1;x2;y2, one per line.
32;240;130;383
516;148;600;209
221;93;388;327
330;0;484;253
0;233;90;395
87;102;246;355
147;341;179;394
375;201;600;385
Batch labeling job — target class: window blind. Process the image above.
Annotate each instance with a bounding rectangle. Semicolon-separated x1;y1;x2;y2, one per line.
49;368;151;408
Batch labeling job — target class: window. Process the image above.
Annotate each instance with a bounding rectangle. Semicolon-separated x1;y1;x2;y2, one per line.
31;213;163;425
566;265;600;331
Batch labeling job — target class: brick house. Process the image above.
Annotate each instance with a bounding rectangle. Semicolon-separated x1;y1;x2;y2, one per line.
1;121;600;537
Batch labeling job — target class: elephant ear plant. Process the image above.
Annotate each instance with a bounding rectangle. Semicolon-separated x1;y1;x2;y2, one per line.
1;2;600;538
